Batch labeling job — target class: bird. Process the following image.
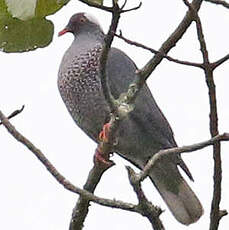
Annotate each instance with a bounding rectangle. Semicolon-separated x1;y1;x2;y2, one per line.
57;12;203;225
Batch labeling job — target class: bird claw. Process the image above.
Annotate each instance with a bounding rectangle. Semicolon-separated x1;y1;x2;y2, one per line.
99;123;111;143
94;147;114;167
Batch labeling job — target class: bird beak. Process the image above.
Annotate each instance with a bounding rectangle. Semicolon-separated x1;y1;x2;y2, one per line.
58;28;69;37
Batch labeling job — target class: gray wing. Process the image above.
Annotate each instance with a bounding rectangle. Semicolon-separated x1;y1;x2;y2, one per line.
107;48;177;149
106;48;194;180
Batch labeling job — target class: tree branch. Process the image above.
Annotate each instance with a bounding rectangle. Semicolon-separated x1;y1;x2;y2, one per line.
0;105;24;125
126;166;165;230
1;108;229;229
138;0;203;81
76;0;115;13
211;53;229;70
182;1;224;229
111;0;204;116
205;0;229;9
0;109;153;214
74;3;207;227
69;161;114;230
0;109;167;229
2;1;227;229
115;31;203;68
99;2;120;112
77;0;142;13
70;2;143;229
138;133;229;182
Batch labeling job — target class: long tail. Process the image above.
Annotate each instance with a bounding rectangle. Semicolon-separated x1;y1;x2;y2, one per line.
149;161;203;225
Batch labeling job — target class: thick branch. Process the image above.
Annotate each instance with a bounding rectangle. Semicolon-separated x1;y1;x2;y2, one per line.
98;1;142;112
70;6;123;220
69;2;142;229
69;162;113;230
111;0;204;117
69;3;123;229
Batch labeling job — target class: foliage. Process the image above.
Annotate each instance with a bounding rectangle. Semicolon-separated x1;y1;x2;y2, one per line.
0;0;69;52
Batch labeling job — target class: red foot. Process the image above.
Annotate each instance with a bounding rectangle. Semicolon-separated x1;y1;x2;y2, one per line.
94;147;114;167
99;123;111;143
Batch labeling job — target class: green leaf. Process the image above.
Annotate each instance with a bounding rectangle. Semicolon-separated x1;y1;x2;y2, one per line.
0;0;10;17
35;0;70;17
0;0;69;53
0;16;54;52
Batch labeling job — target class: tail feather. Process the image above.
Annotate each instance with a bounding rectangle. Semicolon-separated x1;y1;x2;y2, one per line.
149;162;203;225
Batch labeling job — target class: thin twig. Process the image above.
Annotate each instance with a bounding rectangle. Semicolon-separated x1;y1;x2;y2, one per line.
0;105;24;125
77;0;142;13
211;53;229;70
138;133;229;182
121;2;142;13
115;31;203;68
77;0;114;13
205;0;229;9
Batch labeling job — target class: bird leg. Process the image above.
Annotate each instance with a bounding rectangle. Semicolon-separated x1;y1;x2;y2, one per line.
94;123;114;167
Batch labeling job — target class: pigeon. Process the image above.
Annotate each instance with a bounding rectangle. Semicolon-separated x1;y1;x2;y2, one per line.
58;12;203;225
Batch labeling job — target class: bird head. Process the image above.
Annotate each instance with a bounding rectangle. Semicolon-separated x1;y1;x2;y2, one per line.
58;12;103;37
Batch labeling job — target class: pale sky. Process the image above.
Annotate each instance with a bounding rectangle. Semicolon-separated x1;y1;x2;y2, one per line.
1;1;229;230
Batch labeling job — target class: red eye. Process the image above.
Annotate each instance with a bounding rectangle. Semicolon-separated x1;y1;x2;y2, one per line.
80;17;86;23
